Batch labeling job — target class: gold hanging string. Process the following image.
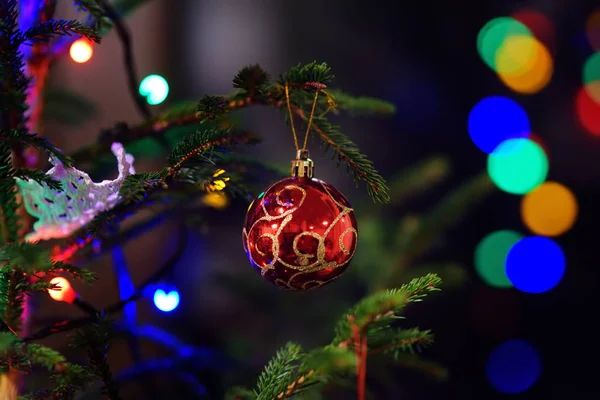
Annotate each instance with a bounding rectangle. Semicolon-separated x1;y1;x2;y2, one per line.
285;82;321;152
284;83;300;151
302;90;320;150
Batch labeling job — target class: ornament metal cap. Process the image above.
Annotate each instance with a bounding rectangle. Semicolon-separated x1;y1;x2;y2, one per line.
290;149;314;178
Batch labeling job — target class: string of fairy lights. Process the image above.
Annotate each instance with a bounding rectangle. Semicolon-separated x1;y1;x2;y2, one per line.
469;8;600;395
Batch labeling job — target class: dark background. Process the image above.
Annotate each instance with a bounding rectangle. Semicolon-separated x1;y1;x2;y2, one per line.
42;0;600;399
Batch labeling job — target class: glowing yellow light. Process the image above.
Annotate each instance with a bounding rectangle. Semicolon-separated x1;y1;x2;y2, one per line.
69;39;93;63
203;169;230;192
521;182;578;236
48;277;75;303
496;36;553;94
201;192;229;209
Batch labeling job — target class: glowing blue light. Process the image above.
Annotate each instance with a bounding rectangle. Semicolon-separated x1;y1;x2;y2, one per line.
486;339;541;393
506;236;565;293
468;96;530;154
153;288;180;312
139;74;169;105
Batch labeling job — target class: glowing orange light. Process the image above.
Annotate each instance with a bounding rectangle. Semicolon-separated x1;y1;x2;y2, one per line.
521;182;578;236
70;39;93;63
48;277;76;303
496;36;553;94
576;83;600;135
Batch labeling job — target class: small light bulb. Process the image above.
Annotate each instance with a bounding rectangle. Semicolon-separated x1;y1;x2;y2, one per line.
153;287;180;312
139;74;169;105
69;39;93;63
48;277;76;303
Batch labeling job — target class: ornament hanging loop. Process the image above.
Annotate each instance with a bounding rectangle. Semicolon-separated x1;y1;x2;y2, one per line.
285;83;320;179
291;149;314;178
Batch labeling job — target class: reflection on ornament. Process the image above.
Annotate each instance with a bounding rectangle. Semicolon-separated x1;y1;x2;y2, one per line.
243;152;358;291
16;143;135;242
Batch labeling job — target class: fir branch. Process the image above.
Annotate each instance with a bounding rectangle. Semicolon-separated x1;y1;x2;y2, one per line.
197;95;228;119
0;331;17;353
12;169;61;190
73;0;108;24
0;242;95;283
71;321;122;400
50;262;96;284
326;89;396;116
256;342;303;400
23;343;67;371
299;346;356;376
118;171;166;204
233;64;269;96
333;274;441;345
391;354;448;381
0;242;54;272
368;327;434;357
280;61;334;89
17;19;100;44
167;128;260;172
3;130;72;167
309;116;389;202
399;273;443;303
0;143;20;244
0;270;27;333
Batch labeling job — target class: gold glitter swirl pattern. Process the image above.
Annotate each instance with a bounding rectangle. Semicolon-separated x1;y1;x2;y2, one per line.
242;178;358;290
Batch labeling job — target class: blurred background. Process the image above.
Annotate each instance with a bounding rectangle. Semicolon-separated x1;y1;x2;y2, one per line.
31;0;600;398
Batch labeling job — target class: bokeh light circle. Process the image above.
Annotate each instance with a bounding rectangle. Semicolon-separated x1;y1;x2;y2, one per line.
521;182;578;236
496;36;553;94
69;39;93;63
506;236;565;293
139;74;169;105
512;9;555;51
583;52;600;102
477;17;532;70
487;138;548;194
474;230;523;288
575;84;600;135
586;10;600;50
468;96;530;154
486;339;541;393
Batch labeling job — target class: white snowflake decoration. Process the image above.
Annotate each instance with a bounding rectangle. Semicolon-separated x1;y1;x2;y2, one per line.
16;143;136;242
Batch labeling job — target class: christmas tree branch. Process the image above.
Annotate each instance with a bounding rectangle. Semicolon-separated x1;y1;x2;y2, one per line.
52;0;153;56
70;320;122;400
17;19;100;44
24;229;186;342
232;275;442;400
69;62;392;203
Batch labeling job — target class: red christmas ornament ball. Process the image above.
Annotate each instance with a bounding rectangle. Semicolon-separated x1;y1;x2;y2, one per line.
242;177;358;291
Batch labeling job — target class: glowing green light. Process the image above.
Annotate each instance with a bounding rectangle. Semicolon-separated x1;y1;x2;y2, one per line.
139;74;169;105
583;52;600;84
475;230;523;288
487;138;548;195
257;192;265;199
477;17;532;70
